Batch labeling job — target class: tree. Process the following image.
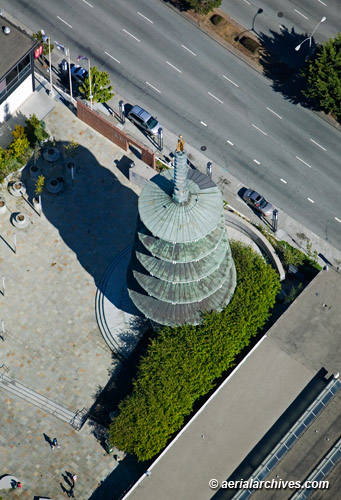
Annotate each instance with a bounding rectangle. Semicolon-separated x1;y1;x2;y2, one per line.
35;175;45;195
25;114;48;147
301;33;341;118
32;31;54;57
9;125;30;159
109;242;280;461
79;66;114;103
186;0;222;15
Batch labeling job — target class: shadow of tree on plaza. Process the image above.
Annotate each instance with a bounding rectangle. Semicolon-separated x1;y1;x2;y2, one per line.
257;26;320;110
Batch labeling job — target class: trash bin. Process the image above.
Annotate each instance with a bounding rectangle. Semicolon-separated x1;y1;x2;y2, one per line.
105;439;114;454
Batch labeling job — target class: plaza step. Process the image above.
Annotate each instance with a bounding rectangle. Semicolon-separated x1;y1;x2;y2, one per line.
0;373;83;428
95;245;133;357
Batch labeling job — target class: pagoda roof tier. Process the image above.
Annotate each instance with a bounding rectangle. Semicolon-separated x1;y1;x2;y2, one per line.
138;169;222;243
132;254;231;305
135;232;231;283
128;263;236;326
137;215;226;263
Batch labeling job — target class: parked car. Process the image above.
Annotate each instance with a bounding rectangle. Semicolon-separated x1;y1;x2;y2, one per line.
243;188;274;217
127;105;160;136
70;64;88;83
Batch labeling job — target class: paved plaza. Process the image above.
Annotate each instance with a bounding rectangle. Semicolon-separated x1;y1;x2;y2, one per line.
0;99;144;499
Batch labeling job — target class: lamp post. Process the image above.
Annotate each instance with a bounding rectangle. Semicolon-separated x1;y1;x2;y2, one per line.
295;17;326;52
65;47;73;103
88;57;93;110
41;30;53;97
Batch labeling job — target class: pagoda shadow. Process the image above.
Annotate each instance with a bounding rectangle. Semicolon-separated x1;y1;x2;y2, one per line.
20;142;138;314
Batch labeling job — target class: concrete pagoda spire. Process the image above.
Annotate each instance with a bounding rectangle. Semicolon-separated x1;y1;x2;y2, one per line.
172;135;189;204
127;136;237;327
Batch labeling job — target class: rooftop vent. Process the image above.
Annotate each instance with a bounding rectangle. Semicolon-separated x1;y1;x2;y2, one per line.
3;26;11;35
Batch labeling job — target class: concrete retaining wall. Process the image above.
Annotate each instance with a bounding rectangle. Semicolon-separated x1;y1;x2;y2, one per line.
226;211;286;281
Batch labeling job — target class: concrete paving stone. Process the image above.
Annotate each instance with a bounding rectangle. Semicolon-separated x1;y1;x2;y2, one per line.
0;99;144;499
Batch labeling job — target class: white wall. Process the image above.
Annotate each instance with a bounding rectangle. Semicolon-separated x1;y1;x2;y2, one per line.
0;75;33;123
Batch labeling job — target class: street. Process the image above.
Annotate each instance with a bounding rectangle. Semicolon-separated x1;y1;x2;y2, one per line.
2;0;341;248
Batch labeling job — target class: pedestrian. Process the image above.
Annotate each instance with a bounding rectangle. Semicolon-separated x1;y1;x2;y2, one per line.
17;481;22;489
72;474;77;486
52;437;60;449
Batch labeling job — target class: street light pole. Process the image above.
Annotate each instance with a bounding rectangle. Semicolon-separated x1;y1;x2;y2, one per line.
88;57;93;110
66;47;73;103
48;36;53;97
295;16;326;52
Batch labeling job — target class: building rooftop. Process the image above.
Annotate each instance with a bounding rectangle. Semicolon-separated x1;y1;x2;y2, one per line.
0;17;36;77
123;268;341;500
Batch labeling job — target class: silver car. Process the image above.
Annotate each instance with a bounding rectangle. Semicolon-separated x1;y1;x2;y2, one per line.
243;189;274;217
128;105;160;136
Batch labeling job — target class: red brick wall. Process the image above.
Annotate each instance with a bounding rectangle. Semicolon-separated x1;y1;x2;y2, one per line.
77;101;155;169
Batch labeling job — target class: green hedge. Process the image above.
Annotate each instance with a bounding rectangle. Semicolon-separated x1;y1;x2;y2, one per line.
109;242;280;461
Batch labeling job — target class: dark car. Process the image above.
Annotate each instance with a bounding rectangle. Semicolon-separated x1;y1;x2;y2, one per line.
70;64;88;83
127;105;161;136
243;189;274;217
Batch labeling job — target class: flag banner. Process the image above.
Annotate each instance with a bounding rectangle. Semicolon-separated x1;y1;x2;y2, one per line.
54;41;66;53
77;55;88;61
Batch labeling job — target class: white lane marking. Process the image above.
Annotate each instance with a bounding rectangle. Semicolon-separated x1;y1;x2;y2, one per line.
166;61;182;73
105;52;121;64
145;81;161;93
318;0;326;5
294;9;308;20
280;178;287;184
181;44;197;56
227;140;234;146
122;29;140;42
266;107;282;119
243;0;251;4
208;92;223;104
223;75;239;87
57;16;72;28
81;0;93;7
335;217;341;223
252;124;267;136
253;159;260;164
138;12;153;23
307;198;315;203
200;121;207;127
296;156;312;168
310;138;326;151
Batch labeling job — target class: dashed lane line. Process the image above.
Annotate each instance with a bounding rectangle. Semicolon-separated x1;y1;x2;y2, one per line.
252;124;267;136
223;75;239;87
266;107;282;119
122;29;140;42
57;16;72;28
145;81;161;93
105;52;120;64
208;92;223;104
138;12;153;23
296;156;312;168
310;138;326;151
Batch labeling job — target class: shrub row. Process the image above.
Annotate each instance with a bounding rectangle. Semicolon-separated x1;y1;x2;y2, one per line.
109;241;280;461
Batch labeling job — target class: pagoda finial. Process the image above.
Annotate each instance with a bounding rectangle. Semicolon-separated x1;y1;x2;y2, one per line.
176;134;185;152
173;135;189;204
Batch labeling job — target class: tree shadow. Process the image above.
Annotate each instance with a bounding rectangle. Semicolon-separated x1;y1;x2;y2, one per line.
258;26;321;109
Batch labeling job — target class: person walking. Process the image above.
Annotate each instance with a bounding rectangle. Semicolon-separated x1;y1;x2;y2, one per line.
72;474;77;486
51;437;60;449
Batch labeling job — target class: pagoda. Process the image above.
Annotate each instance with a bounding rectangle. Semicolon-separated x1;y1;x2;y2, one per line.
127;136;236;326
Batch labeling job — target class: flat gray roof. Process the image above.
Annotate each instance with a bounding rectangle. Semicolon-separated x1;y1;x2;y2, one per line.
0;17;36;77
123;268;341;500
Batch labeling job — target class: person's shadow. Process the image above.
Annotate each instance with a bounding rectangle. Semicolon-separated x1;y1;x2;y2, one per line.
43;433;53;448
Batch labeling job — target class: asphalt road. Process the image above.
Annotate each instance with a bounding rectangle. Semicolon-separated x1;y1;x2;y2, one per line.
2;0;341;249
